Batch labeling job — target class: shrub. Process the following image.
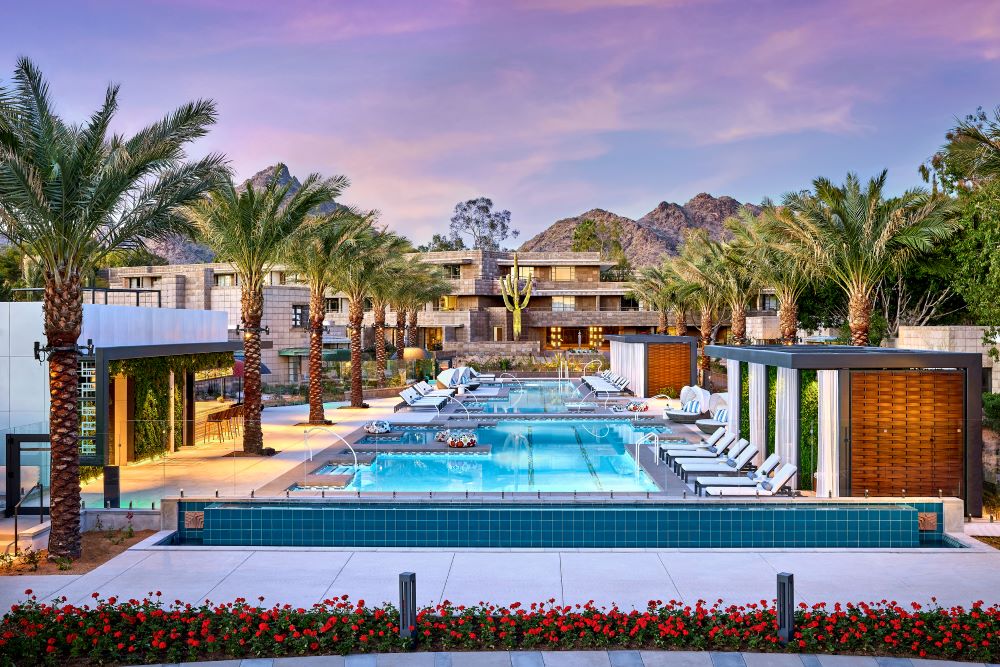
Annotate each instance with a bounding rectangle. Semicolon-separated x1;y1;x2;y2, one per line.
984;392;1000;430
1;594;998;665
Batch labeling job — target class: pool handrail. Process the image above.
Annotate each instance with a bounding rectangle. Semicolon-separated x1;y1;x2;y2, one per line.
497;373;525;408
303;426;358;471
436;394;472;421
634;431;660;469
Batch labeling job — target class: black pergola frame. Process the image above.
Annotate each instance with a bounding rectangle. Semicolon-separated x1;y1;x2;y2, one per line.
705;344;984;516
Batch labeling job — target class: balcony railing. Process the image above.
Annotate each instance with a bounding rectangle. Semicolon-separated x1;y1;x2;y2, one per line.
12;287;162;308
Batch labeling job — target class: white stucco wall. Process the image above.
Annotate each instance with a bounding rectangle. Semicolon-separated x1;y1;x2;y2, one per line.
0;303;229;432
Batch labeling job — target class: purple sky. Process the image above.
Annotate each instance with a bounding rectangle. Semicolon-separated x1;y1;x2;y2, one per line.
5;0;1000;242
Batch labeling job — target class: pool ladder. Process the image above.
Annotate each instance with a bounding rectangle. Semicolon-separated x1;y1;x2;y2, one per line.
634;432;660;471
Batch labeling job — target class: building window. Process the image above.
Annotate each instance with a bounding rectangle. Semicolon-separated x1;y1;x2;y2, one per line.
126;277;143;288
551;296;576;311
288;357;300;383
620;296;640;311
325;297;341;313
759;293;779;311
438;295;458;311
510;265;534;281
551;266;575;281
548;327;563;348
214;273;238;287
363;297;373;312
493;326;503;342
292;304;309;328
149;277;161;288
588;326;604;347
444;264;461;279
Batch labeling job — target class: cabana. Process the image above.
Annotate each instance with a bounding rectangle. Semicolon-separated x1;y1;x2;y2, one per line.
606;335;698;398
705;344;984;516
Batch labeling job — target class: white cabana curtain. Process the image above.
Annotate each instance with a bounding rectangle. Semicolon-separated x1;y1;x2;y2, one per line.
816;369;840;498
726;359;741;435
748;363;767;466
610;341;646;397
774;367;799;489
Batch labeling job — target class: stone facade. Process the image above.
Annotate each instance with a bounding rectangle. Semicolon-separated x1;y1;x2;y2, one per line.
896;326;998;393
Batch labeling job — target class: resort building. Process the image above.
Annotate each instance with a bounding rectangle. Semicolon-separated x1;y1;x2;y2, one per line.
105;250;664;382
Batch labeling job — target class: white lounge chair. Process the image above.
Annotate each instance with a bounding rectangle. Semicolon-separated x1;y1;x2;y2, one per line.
694;453;781;495
669;437;748;473
662;430;736;460
399;387;447;410
702;463;798;496
468;367;496;383
664;386;710;423
414;381;455;397
695;393;729;433
678;442;759;482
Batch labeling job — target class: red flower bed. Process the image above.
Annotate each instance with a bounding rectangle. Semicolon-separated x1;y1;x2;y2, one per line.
1;591;997;665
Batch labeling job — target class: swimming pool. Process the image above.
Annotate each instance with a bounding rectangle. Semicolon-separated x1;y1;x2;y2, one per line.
309;420;667;493
464;380;594;413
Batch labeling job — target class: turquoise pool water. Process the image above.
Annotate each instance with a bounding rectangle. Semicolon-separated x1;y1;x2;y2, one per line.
317;420;667;493
467;380;589;413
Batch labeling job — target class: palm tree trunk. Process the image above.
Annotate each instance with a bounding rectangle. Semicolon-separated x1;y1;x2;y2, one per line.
241;286;265;454
395;309;407;354
374;304;387;389
407;308;419;349
848;289;873;346
306;288;327;424
778;300;799;344
729;305;747;345
348;298;365;407
698;308;713;387
44;271;83;559
657;309;668;334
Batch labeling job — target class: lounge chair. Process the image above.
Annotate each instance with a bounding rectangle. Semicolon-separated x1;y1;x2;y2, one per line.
415;381;455;397
694;453;781;495
468;367;497;383
701;463;798;497
678;443;759;482
695;393;729;433
661;430;735;460
668;437;748;474
581;373;628;395
664;386;710;423
399;387;448;411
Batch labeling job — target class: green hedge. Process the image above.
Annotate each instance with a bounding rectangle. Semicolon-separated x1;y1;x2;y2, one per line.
739;361;749;440
766;366;777;456
985;392;1000;430
108;352;234;462
798;370;819;491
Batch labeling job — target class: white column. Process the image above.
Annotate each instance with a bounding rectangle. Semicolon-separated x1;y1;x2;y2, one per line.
774;367;799;488
726;359;741;435
748;362;767;466
816;369;841;497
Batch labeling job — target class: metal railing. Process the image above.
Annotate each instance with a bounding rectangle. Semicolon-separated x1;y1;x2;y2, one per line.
11;483;44;555
12;287;162;308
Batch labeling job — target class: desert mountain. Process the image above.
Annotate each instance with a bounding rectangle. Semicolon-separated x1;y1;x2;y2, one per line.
518;193;759;267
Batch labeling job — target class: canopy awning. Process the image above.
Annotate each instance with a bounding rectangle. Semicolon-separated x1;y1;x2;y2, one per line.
234;352;273;375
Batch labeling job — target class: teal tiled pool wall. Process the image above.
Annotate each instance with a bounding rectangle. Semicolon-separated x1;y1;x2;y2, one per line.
175;500;950;548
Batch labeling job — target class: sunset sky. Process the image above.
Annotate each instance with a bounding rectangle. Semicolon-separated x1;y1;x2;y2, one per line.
4;0;1000;242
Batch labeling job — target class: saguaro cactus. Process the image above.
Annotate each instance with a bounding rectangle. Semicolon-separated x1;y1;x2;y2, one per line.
500;252;533;340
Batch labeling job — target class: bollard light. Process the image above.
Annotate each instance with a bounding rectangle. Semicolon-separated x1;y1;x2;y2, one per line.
399;572;417;644
129;501;133;509
777;572;794;644
250;489;255;498
215;489;219;498
864;489;869;498
180;488;184;498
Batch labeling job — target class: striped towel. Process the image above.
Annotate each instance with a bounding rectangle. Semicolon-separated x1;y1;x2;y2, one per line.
682;400;700;413
714;408;728;423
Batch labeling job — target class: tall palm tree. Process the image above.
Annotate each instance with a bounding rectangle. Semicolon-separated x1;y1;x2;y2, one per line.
669;230;725;384
186;169;341;450
709;239;756;344
0;58;226;559
283;202;368;422
404;266;452;351
627;264;677;334
774;172;959;345
727;205;815;343
936;106;1000;187
330;227;407;407
365;238;413;389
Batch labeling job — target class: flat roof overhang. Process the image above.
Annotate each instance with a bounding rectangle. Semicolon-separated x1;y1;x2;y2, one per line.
495;258;613;269
97;340;243;361
606;334;698;344
704;344;982;370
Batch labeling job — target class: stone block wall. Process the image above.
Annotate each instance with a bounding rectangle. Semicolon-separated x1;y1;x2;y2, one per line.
897;326;998;392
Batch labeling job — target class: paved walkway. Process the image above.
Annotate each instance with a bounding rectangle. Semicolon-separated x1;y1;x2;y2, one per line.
134;650;1000;665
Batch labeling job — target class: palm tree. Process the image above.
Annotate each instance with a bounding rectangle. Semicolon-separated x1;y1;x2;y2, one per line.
366;238;413;389
627;265;677;334
0;58;226;558
669;230;725;385
727;205;815;343
936;106;1000;187
331;227;408;407
404;266;452;351
774;172;959;345
709;239;756;345
186;169;341;450
282;203;368;422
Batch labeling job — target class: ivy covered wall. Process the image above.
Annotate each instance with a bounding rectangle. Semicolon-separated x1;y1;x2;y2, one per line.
108;352;234;462
766;366;778;456
798;369;819;491
739;361;749;441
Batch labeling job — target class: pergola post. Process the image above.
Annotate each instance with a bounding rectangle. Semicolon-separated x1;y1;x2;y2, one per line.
774;367;800;489
748;362;767;466
816;369;840;497
725;359;741;435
